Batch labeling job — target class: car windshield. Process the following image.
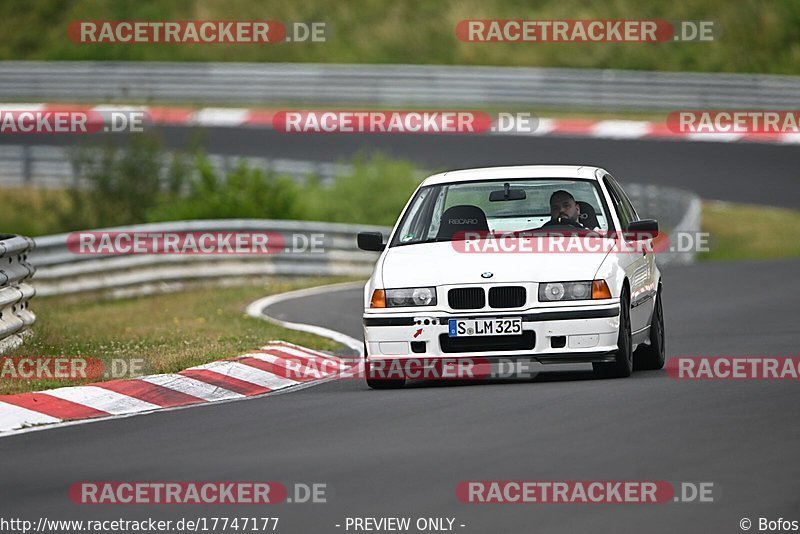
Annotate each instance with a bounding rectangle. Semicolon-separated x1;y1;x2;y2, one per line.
390;178;611;246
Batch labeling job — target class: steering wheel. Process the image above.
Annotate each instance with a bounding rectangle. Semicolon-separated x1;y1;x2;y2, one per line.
552;216;585;229
517;217;585;235
538;216;585;230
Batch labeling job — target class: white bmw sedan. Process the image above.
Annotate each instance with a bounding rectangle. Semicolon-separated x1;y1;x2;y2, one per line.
357;165;665;389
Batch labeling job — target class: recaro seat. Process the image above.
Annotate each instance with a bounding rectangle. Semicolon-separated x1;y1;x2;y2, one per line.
436;205;489;240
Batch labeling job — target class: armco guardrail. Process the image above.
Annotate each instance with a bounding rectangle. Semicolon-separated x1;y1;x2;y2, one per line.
0;146;348;189
29;220;386;297
1;61;799;111
625;183;702;266
0;234;36;354
28;185;700;297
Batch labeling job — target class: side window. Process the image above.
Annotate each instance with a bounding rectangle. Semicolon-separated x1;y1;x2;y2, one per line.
395;186;440;244
609;177;639;222
603;177;630;230
427;188;448;239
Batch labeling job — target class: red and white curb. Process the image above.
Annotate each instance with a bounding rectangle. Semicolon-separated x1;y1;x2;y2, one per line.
0;341;358;434
3;103;799;145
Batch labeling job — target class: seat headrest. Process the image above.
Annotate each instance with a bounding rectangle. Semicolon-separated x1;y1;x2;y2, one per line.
576;201;600;229
436;205;489;240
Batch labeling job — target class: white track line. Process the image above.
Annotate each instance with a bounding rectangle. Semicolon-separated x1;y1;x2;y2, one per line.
192;108;250;126
91;105;149;112
1;103;47;111
246;281;365;354
686;132;744;142
593;120;652;139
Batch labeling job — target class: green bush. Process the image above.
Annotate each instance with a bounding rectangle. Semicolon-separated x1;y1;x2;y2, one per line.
146;155;306;221
7;136;425;234
303;155;423;226
61;135;164;230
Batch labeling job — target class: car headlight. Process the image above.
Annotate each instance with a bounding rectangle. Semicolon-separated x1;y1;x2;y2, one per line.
382;287;437;307
538;280;611;301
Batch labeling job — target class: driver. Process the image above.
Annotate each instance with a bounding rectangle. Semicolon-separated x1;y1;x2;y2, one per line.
539;190;587;229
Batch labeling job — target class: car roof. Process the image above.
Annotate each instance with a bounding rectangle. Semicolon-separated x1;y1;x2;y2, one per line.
420;165;607;186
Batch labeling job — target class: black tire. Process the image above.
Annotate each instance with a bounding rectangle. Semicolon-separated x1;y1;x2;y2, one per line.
364;343;405;389
634;286;665;370
593;287;633;378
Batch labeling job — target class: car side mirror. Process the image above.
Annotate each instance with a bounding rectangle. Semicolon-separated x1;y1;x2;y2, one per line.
357;232;386;252
626;219;659;240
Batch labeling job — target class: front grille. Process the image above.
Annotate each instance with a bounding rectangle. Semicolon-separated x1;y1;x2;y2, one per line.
439;331;536;353
489;286;526;308
448;288;485;310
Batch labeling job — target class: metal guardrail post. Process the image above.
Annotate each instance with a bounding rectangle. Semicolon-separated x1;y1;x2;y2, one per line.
0;234;36;354
22;145;32;185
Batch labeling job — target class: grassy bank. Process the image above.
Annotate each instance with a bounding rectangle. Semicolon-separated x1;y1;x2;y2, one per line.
700;201;800;261
1;279;349;395
0;0;798;74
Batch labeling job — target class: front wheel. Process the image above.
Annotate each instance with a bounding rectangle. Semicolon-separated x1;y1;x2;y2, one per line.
593;288;633;378
634;286;665;370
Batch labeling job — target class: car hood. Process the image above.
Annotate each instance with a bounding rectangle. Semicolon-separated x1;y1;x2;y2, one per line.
380;240;613;287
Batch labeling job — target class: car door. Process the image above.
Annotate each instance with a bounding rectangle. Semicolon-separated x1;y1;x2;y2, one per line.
603;176;653;336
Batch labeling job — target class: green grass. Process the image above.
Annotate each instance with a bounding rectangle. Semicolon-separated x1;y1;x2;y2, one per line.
0;187;74;238
1;279;352;395
699;201;800;261
0;0;798;74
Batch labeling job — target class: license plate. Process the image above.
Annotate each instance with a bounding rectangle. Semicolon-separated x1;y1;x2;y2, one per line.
448;317;523;337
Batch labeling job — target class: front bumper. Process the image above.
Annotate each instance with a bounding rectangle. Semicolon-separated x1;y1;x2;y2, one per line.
363;302;620;364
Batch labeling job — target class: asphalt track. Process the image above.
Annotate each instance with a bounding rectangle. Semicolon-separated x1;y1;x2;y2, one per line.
3;127;800;207
1;258;799;533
